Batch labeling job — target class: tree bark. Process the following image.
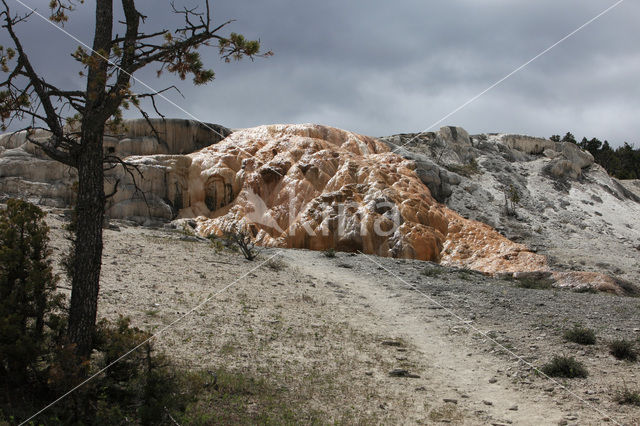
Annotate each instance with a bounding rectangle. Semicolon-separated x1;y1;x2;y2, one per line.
66;0;113;357
67;126;105;357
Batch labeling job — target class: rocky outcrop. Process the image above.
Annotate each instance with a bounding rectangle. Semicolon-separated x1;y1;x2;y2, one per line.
380;127;470;202
618;179;640;202
177;124;545;266
0;119;230;214
393;129;640;288
104;155;193;223
542;141;594;180
183;124;450;260
441;210;548;273
551;271;639;297
1;120;544;267
3;120;638;291
380;129;597;198
502;135;555;155
0;130;78;207
103;119;231;157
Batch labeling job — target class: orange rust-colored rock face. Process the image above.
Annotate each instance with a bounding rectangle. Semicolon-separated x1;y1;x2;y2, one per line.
441;211;548;273
188;124;449;261
185;123;546;272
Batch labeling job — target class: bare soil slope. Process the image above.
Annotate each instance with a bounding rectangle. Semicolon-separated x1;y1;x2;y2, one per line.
45;211;640;425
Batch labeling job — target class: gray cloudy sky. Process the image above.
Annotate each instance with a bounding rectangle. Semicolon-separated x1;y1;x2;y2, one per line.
6;0;640;145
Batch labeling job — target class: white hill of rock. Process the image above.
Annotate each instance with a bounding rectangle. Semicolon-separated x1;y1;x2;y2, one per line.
381;128;640;286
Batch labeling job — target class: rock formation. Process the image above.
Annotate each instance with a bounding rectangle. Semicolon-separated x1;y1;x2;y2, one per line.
2;120;639;293
441;210;547;273
380;128;597;202
187;124;449;261
0;119;230;216
1;120;546;269
175;124;546;270
382;128;640;288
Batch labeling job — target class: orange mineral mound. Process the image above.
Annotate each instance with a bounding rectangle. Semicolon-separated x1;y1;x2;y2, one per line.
441;211;549;273
185;124;547;272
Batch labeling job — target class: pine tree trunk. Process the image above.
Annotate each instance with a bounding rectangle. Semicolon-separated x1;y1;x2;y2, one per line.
66;0;113;359
67;127;105;357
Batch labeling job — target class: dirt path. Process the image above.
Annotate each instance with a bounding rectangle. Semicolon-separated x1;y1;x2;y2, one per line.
281;250;574;425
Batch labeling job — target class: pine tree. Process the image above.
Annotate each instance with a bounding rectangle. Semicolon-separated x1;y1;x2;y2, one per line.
1;1;270;356
0;199;62;385
561;132;577;144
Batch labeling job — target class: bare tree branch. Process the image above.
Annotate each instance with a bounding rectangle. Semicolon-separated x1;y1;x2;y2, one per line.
1;0;66;139
103;154;152;216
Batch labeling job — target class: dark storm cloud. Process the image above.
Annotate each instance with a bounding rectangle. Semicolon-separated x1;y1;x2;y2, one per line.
5;0;640;145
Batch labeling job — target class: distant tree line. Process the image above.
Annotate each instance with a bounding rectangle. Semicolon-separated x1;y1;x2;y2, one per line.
550;132;640;179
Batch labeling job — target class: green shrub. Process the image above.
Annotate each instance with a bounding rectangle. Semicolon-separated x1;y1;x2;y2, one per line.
541;356;588;378
504;184;521;216
207;235;225;252
224;228;258;260
322;248;336;258
563;325;596;345
615;386;640;406
573;286;598;294
609;339;637;361
0;199;65;386
516;278;554;290
422;266;446;278
457;268;477;281
265;257;287;271
92;317;180;425
4;315;186;425
444;159;481;177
